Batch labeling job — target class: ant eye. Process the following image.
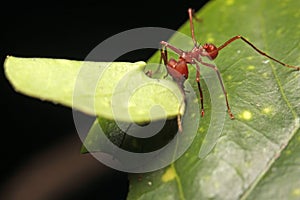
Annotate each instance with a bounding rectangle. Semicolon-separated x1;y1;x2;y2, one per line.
203;43;218;60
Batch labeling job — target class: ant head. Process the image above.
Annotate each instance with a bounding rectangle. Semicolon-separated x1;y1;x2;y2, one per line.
202;43;218;60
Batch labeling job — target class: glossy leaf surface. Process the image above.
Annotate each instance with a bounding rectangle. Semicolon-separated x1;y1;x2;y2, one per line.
128;0;300;199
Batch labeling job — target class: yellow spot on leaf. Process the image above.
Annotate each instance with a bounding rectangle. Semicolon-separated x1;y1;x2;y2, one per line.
240;110;252;120
247;56;254;61
285;149;292;155
162;167;176;182
205;33;215;43
247;65;255;70
207;37;215;43
262;107;272;115
293;188;300;196
226;0;234;6
262;72;269;78
198;127;205;133
276;28;284;36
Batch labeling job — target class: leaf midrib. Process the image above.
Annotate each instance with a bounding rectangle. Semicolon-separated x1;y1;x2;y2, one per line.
172;163;186;200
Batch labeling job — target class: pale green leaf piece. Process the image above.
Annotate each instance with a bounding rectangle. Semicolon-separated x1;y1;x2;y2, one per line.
4;56;184;123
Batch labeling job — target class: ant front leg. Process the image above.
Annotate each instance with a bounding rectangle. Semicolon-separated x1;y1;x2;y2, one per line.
160;46;168;64
145;47;168;78
199;60;235;119
160;47;170;78
217;35;300;70
160;41;184;55
145;47;169;78
159;44;185;132
195;63;205;117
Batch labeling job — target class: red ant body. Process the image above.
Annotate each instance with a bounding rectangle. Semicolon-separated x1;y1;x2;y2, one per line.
160;8;299;131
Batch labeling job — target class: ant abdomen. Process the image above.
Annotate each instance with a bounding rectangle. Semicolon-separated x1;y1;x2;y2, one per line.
167;57;189;80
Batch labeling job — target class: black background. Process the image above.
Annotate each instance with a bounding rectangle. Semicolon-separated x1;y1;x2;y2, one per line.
1;0;209;199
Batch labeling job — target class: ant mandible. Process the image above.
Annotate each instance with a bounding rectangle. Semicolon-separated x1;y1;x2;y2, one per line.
160;8;299;131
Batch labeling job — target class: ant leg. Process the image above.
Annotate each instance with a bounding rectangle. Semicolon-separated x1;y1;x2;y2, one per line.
190;8;202;23
160;41;184;55
199;60;235;119
176;81;186;133
188;8;198;46
177;108;183;133
160;47;170;78
145;70;153;77
161;46;168;65
217;35;300;70
195;63;205;117
147;46;169;77
119;123;133;149
162;8;202;51
159;43;185;132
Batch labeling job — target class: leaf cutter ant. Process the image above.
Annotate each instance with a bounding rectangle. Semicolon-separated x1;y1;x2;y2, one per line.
160;8;300;132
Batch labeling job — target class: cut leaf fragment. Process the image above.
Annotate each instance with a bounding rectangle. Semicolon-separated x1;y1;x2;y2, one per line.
4;56;184;123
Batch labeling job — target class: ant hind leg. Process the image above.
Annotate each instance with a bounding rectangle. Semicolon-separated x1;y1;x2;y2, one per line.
199;60;235;119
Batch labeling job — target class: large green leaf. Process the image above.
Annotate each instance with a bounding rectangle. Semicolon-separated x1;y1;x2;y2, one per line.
128;0;300;199
4;56;184;122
